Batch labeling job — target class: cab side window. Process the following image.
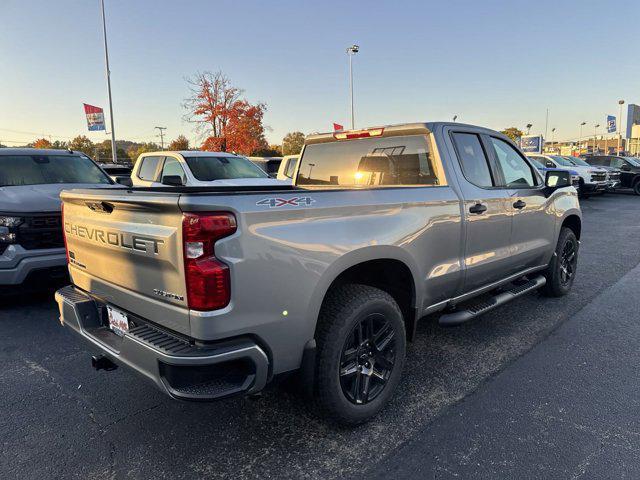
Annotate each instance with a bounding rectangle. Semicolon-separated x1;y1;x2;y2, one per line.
284;158;297;178
489;137;537;187
610;158;624;168
452;133;494;188
161;157;186;183
137;156;162;181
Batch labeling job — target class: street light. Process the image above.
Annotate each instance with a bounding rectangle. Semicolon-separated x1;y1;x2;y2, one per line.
594;124;600;154
525;123;532;135
618;99;625;154
579;121;586;153
100;0;117;164
346;44;359;130
551;127;556;151
452;115;458;122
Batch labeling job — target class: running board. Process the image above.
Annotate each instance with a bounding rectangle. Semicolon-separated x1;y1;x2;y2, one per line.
439;275;546;327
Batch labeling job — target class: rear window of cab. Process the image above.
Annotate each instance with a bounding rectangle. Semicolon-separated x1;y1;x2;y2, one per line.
297;135;441;187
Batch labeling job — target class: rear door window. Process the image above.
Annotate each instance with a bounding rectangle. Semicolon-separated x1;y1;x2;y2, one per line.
284;158;297;178
161;157;186;183
451;133;494;188
137;156;163;181
297;134;440;187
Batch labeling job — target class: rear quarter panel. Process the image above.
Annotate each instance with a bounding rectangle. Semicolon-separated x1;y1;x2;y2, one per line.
180;186;462;374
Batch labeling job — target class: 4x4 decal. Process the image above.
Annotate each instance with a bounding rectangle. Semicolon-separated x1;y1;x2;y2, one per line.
256;197;315;208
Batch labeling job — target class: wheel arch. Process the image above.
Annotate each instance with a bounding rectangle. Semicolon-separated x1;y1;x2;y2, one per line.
307;247;421;343
561;214;582;240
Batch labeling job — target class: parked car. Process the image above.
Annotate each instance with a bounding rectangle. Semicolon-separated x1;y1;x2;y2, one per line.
131;151;288;187
0;148;114;286
527;154;608;196
527;156;581;189
569;156;621;191
56;122;581;425
582;155;640;195
276;155;299;182
97;162;133;186
248;157;282;177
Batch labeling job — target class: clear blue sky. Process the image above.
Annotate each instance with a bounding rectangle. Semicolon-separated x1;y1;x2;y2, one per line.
1;0;639;147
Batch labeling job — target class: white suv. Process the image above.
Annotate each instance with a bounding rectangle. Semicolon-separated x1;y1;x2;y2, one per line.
131;151;288;187
528;154;608;196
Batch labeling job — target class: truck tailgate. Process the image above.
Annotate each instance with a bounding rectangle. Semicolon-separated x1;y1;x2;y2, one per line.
61;189;190;335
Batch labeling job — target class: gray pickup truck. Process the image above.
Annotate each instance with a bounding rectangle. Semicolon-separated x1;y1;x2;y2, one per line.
0;148;113;286
55;123;581;425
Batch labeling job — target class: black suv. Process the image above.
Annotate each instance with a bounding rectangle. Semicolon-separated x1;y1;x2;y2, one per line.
585;156;640;195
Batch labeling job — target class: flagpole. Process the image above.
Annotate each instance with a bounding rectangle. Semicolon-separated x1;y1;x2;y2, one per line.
100;0;117;164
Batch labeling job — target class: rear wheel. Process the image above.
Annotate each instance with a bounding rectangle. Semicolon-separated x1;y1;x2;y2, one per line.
633;179;640;196
541;227;579;297
314;284;406;425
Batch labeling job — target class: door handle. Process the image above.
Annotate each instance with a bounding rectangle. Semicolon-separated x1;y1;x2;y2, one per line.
513;200;526;209
469;203;488;214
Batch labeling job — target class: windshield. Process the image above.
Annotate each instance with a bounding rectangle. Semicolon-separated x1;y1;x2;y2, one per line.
184;155;268;181
528;157;545;169
624;157;640;167
563;156;589;167
549;155;573;167
0;155;112;187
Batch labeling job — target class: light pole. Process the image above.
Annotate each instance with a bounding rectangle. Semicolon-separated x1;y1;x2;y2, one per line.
155;126;167;150
100;0;117;164
307;163;316;179
526;123;532;135
618;99;625;154
579;121;586;153
346;44;359;130
593;124;600;154
551;127;556;152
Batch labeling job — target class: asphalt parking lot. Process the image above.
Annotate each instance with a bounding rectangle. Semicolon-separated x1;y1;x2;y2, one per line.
2;192;639;480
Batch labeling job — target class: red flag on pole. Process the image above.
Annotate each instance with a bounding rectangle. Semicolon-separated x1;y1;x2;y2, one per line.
333;123;344;131
83;103;106;131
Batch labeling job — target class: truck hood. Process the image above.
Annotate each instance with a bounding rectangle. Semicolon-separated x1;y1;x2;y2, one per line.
567;165;607;175
0;183;116;213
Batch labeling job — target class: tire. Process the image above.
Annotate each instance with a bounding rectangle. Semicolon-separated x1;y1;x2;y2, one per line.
633;179;640;196
541;227;579;297
314;284;406;426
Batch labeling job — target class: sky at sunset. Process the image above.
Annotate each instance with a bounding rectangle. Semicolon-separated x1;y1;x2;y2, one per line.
2;0;639;147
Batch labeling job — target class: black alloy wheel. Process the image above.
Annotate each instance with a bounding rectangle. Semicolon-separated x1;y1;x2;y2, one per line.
339;313;396;405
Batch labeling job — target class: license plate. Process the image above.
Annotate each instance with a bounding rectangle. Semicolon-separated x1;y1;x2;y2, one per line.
107;305;129;336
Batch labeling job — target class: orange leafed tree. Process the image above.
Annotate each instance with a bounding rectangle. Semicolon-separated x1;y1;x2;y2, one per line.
183;71;268;155
33;138;52;149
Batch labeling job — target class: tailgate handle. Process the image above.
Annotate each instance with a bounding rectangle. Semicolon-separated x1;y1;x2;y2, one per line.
86;201;114;214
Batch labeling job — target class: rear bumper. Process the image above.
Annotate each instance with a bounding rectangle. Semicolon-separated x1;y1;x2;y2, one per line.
0;245;66;285
55;285;269;401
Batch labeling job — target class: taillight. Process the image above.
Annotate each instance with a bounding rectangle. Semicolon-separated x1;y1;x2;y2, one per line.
182;212;237;311
61;202;69;263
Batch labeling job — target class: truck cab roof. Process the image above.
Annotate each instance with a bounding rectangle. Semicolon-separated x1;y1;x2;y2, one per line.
305;122;505;145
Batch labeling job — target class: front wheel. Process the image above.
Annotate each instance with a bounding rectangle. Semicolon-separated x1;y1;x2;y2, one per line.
541;227;579;297
314;284;406;425
633;179;640;196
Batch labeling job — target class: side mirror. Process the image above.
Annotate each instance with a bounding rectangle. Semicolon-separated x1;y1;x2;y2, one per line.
545;170;571;192
621;164;631;171
161;175;184;186
115;176;133;187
